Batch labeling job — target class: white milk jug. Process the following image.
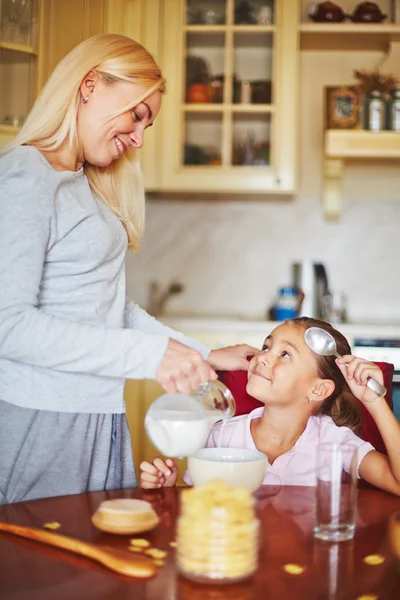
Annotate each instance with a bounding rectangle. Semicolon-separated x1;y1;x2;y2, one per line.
144;381;235;458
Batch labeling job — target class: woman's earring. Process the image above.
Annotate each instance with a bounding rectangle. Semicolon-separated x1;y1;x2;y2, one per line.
82;95;89;103
307;396;312;404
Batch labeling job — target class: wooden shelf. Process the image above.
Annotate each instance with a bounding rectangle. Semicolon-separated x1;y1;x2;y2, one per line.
0;124;20;134
323;130;400;220
326;130;400;159
299;23;400;51
184;25;275;34
232;104;275;113
182;104;274;113
0;41;37;55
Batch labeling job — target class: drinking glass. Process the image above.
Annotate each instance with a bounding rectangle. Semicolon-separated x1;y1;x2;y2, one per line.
314;443;358;542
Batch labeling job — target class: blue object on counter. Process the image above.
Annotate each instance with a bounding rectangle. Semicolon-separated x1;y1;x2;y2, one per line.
274;286;299;321
275;307;298;321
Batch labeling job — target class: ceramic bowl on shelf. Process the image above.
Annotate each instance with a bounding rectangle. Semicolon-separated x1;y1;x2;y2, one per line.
350;2;387;23
188;447;267;492
308;2;347;23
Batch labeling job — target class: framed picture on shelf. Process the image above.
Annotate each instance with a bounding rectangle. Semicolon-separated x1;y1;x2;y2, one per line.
325;85;362;129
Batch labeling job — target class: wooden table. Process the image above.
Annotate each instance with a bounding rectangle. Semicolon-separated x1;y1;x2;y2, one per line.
0;485;399;600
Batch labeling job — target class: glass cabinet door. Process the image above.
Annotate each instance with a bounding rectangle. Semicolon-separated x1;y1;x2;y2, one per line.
182;0;275;170
0;0;37;46
0;0;38;132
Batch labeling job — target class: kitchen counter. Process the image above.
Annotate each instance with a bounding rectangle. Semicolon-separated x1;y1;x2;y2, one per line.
161;317;400;358
1;486;399;599
162;317;400;338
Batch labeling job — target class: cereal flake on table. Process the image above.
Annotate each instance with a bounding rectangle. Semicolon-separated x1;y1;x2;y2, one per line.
283;563;305;575
43;522;61;530
130;538;151;548
153;559;165;567
363;554;385;566
145;548;167;559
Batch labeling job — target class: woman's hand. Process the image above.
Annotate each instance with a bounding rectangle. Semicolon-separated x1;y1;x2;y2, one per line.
156;338;217;394
139;457;178;489
336;355;385;407
208;344;259;372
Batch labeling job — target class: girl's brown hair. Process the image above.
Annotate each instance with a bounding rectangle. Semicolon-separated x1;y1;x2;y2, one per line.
289;317;363;435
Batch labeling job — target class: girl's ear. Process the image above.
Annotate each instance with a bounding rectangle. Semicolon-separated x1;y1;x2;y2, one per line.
308;380;335;404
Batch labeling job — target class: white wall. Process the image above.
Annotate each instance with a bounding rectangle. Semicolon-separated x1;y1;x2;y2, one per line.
126;51;400;324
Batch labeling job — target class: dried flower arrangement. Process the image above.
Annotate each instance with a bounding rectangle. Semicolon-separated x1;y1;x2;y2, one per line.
353;69;399;97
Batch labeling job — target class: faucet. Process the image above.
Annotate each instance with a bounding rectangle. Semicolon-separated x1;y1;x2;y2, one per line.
147;281;184;317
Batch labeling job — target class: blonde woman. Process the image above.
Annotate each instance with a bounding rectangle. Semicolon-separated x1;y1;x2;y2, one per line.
0;33;255;504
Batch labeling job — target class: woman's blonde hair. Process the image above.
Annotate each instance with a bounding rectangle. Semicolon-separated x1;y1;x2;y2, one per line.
7;33;166;251
289;317;363;435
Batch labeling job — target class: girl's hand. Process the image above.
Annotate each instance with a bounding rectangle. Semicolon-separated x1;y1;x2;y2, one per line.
208;344;259;371
139;457;178;489
336;355;385;407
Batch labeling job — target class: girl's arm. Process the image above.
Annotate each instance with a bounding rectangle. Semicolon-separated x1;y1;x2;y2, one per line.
337;356;400;496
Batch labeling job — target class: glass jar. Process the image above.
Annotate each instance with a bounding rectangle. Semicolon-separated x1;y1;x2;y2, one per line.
389;89;400;132
177;482;260;583
365;91;386;132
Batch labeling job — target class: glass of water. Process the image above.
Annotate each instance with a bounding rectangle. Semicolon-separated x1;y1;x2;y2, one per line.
314;443;358;542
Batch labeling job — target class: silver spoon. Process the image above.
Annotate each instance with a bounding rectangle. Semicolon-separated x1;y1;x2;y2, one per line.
304;327;387;397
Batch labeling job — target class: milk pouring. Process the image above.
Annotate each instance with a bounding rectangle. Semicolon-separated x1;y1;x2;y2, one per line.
144;382;235;458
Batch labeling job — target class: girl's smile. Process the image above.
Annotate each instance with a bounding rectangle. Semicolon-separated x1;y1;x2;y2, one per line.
252;370;271;382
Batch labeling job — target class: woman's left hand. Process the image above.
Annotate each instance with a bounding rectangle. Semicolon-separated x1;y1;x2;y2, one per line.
336;355;385;407
208;344;259;371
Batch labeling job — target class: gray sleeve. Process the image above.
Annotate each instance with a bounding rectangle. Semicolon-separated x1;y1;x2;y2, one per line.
0;171;169;379
124;300;211;359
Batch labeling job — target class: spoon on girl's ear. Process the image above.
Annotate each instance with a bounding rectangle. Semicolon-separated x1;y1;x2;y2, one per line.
304;327;387;398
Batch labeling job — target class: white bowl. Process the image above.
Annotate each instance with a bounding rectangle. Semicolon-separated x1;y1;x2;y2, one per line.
188;447;268;492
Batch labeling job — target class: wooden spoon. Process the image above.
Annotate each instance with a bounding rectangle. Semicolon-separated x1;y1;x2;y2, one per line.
0;521;156;578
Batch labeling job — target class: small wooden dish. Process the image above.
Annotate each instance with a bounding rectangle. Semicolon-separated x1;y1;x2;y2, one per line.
91;499;160;535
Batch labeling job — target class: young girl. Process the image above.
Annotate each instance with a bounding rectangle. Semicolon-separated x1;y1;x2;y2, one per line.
140;317;400;496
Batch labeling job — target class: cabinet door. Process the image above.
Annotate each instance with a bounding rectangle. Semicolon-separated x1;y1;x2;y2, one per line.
38;0;106;87
157;0;299;194
0;0;107;149
106;0;164;191
0;0;40;147
125;378;188;483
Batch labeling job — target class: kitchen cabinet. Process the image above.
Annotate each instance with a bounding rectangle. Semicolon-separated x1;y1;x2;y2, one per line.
1;1;300;194
104;0;164;190
39;0;106;84
0;0;106;149
150;0;299;194
0;0;42;147
299;0;400;219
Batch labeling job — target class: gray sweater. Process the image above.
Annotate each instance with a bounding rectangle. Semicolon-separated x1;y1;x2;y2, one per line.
0;146;209;413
